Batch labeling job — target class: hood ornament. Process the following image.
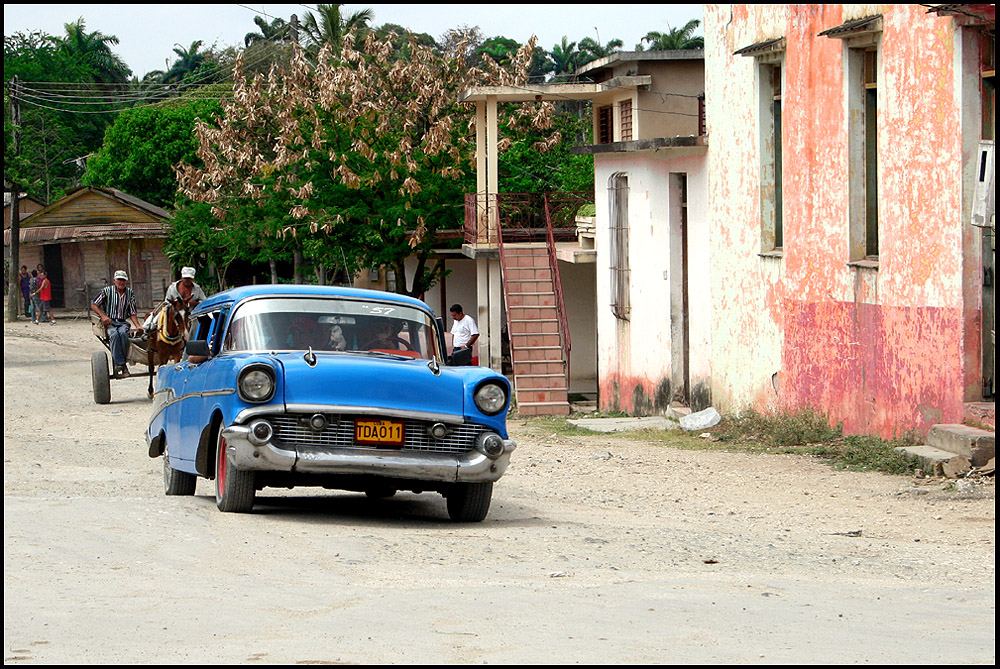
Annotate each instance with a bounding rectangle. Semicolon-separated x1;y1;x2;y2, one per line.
304;347;317;367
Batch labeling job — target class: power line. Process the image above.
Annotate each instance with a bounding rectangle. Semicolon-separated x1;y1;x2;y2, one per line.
7;29;295;114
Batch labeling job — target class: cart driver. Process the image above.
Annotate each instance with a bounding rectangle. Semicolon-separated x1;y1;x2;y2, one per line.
91;270;142;377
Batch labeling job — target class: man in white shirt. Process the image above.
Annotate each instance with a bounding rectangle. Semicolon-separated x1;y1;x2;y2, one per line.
449;303;479;365
144;266;207;332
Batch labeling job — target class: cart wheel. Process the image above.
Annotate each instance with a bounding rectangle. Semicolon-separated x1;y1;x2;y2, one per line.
92;350;111;405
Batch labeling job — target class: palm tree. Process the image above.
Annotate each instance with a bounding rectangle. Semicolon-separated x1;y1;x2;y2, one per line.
578;36;624;66
162;41;208;85
549;36;582;79
301;3;374;56
244;15;290;47
51;17;131;84
638;19;704;51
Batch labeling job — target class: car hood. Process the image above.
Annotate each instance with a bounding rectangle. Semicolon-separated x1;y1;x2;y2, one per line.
275;352;467;420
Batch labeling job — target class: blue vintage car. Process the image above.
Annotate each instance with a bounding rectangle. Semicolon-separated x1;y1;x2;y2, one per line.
146;285;515;521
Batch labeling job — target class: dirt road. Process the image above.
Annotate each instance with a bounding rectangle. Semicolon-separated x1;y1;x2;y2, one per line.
4;316;995;664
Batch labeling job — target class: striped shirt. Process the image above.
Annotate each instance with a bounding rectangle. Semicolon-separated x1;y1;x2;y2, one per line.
92;285;138;321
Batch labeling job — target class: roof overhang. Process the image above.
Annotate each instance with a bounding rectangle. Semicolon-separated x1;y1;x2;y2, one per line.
4;222;168;245
926;4;995;25
818;16;883;39
577;49;704;76
734;37;787;58
458;75;652;103
570;135;707;156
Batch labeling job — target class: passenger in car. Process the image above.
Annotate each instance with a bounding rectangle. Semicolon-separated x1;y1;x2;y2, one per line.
288;315;323;349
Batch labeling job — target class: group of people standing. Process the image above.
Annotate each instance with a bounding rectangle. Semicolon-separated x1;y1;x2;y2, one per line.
17;263;55;325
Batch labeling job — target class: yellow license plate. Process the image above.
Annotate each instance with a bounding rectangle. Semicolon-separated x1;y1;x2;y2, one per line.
354;419;405;446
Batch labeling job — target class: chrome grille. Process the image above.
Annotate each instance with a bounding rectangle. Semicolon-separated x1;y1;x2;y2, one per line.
269;414;484;455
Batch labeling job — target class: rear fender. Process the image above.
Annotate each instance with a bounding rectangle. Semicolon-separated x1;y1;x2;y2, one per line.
195;411;223;478
148;430;165;458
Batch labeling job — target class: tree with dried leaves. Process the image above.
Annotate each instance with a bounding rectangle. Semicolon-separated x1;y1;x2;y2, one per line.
177;30;559;296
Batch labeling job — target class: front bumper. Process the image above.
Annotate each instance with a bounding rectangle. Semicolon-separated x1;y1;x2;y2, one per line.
221;423;515;483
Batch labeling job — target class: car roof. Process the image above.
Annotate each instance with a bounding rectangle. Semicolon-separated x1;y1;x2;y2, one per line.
195;284;435;315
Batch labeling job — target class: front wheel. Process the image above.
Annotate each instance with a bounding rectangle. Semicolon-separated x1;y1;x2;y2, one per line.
92;350;111;404
446;482;493;522
215;429;256;512
163;453;196;496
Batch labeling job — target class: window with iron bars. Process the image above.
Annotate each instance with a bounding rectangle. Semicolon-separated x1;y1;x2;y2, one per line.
609;173;630;320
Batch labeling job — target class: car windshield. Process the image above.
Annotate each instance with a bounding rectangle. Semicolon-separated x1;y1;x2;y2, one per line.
222;296;441;360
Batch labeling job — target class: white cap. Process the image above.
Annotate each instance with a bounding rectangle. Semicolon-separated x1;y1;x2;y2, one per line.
181;266;196;279
114;270;128;280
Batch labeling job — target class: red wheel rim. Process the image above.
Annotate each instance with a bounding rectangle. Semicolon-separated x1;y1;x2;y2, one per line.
217;436;227;493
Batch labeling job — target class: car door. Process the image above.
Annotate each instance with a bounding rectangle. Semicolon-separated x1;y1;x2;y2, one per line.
176;310;221;465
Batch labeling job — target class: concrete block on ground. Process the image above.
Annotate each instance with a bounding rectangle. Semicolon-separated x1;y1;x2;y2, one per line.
895;445;970;478
926;424;995;466
568;416;679;432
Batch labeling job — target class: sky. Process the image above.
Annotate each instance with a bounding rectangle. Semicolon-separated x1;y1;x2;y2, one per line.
3;3;703;79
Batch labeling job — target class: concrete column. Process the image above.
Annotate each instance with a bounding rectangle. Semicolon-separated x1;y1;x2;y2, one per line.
475;101;488;243
477;257;490;367
489;257;502;370
486;95;499;241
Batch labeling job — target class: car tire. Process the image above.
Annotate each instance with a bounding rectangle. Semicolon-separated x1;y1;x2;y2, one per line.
446;482;493;522
215;431;256;513
92;350;111;405
163;453;196;496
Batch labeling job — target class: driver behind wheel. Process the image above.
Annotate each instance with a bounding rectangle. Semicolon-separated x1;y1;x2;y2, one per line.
364;318;404;350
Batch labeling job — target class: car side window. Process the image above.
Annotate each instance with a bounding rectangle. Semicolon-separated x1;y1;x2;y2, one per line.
210;307;230;355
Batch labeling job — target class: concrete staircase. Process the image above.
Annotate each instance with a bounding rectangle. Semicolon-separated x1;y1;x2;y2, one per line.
896;423;995;477
502;244;570;416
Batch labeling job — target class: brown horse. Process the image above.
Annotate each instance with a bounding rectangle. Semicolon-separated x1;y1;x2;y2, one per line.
147;299;189;397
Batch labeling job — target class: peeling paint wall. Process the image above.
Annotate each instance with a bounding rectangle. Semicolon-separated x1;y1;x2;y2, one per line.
594;150;711;414
705;5;986;437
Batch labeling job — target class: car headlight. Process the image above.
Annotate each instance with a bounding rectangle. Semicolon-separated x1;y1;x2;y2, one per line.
238;365;275;403
474;382;507;415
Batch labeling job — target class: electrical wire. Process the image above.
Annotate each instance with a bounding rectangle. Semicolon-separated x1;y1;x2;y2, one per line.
7;26;296;114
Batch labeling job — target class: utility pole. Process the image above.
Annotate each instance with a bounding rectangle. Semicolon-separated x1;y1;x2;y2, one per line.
7;76;23;322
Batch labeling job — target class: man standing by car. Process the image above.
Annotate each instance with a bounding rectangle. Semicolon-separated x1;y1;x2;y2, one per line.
91;270;142;377
449;303;479;366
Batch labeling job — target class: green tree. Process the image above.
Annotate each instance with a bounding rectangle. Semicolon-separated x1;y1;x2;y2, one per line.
50;17;131;84
478;36;520;66
177;34;557;296
244;15;290;47
4;30;108;202
578;36;623;65
548;36;582;78
161;40;213;85
82;99;223;207
637;19;704;51
301;4;374;56
498;111;593;193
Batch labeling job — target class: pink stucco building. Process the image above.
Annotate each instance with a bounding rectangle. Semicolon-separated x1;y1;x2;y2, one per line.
704;4;994;436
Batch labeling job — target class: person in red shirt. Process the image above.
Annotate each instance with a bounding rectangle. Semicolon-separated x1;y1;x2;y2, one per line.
31;270;56;325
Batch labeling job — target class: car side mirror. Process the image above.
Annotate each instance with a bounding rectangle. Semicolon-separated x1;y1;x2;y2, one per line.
186;339;211;361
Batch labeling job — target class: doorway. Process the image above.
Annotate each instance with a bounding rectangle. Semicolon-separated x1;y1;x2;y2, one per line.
669;173;690;405
42;244;64;308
